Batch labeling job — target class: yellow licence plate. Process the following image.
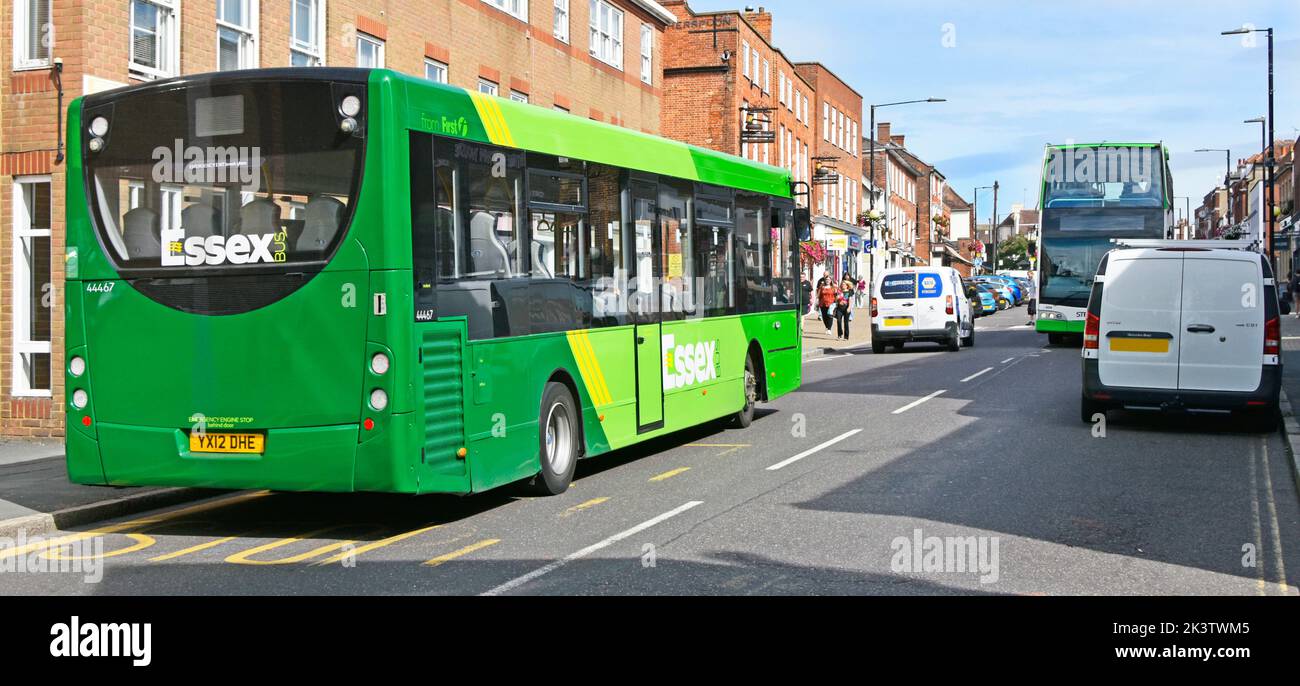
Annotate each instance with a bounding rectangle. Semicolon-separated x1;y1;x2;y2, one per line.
189;432;264;454
884;317;912;327
1109;337;1170;353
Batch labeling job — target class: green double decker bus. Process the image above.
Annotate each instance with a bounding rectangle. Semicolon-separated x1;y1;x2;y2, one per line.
64;68;804;495
1035;142;1173;343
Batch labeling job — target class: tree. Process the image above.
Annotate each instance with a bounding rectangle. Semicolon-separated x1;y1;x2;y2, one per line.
996;235;1031;270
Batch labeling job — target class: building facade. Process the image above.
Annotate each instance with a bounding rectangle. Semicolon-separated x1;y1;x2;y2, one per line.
659;2;812;194
0;0;675;437
866;122;922;270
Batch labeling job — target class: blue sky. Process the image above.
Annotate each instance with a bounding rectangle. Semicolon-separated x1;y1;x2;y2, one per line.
687;0;1300;222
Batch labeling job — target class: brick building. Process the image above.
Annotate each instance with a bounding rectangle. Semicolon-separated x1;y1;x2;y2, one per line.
865;122;922;269
659;2;813;194
0;0;675;437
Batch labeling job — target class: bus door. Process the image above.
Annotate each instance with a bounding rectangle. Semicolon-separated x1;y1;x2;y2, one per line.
628;178;664;430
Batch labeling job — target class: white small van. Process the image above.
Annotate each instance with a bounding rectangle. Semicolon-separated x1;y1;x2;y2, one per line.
1080;241;1281;430
871;266;974;353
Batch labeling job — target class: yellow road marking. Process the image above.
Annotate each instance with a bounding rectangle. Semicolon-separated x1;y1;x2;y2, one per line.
424;538;500;567
561;497;609;517
649;467;691;482
0;490;271;562
1258;439;1294;595
42;533;155;560
313;524;444;565
1248;443;1267;595
224;526;376;566
149;535;242;562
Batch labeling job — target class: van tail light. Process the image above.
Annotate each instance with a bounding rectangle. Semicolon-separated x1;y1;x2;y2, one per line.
945;295;954;315
1084;312;1100;350
871;297;878;318
1265;317;1280;355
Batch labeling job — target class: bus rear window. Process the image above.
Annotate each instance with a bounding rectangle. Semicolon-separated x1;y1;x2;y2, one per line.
82;79;364;274
881;274;916;299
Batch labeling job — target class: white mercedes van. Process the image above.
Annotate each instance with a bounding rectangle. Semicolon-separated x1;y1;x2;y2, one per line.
871;266;974;353
1080;241;1281;430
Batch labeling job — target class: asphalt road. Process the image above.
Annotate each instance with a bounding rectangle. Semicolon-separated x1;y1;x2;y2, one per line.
3;307;1298;595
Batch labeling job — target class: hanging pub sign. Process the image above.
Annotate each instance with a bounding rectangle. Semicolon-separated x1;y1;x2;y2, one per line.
739;106;775;145
811;156;840;186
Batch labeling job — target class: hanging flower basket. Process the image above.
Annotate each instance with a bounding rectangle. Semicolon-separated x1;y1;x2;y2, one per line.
799;240;827;264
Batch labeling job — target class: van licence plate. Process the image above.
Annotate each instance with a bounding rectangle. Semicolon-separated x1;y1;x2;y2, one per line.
884;317;912;327
189;432;264;454
1109;337;1169;353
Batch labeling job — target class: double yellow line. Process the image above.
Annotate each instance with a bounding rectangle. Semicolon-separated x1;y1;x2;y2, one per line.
566;330;612;407
468;91;516;148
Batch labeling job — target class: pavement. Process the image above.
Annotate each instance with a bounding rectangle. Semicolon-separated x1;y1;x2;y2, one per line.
0;443;210;540
801;303;872;357
4;305;1296;596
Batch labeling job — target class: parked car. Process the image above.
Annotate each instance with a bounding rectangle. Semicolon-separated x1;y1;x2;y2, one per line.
965;280;997;316
1080;243;1281;430
872;266;975;352
981;275;1024;305
976;283;1007;312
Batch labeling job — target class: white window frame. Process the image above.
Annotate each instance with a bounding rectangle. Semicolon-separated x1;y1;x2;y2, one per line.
424;58;448;83
639;23;652;85
13;0;52;70
554;0;569;43
290;0;326;67
822;102;829;142
483;0;527;21
741;41;751;80
216;0;259;71
479;78;499;96
12;176;53;397
129;0;179;80
589;0;624;70
762;59;770;94
510;89;529;103
356;32;384;68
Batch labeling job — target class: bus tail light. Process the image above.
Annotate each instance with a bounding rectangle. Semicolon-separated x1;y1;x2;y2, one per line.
1084;312;1100;350
945;295;954;315
1265;317;1280;355
871;297;878;318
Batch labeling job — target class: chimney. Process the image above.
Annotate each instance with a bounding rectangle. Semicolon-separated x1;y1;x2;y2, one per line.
891;134;905;148
876;122;891;146
743;7;773;43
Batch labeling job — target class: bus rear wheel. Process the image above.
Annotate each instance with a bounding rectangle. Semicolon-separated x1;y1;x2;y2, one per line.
530;382;579;495
733;354;758;428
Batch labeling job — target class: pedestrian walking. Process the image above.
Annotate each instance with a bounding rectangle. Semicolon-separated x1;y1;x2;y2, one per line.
835;276;855;340
1291;270;1300;318
801;277;813;316
817;276;836;334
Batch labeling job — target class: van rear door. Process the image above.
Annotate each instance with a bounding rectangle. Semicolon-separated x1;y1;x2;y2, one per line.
1097;251;1183;390
1178;252;1263;392
914;271;948;331
877;271;919;333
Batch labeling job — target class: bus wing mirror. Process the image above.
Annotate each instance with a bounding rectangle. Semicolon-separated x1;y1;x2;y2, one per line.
794;208;811;241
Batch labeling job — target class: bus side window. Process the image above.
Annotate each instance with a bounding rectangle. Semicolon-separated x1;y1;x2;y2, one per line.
587;163;625;327
410;132;438;314
736;192;771;313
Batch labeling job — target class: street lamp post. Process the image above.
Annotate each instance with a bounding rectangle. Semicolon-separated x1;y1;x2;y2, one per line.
1222;25;1276;270
1247;116;1267;247
866;97;944;298
991;181;1000;273
973;185;993;272
1194;148;1232;229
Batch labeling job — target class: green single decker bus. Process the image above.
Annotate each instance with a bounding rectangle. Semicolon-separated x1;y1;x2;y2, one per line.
1035;142;1173;343
64;68;805;496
